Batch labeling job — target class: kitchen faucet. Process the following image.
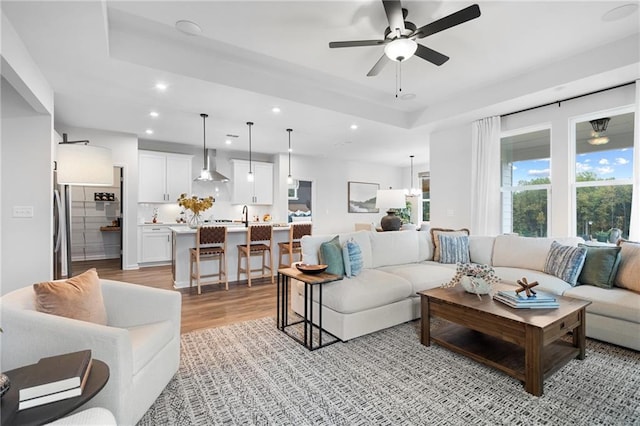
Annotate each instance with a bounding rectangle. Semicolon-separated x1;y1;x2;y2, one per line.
242;205;249;228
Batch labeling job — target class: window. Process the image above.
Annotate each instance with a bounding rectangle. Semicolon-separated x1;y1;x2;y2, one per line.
574;111;634;241
419;172;430;222
501;128;551;237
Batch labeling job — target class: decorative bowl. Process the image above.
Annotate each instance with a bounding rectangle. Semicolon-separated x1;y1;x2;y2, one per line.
296;264;328;274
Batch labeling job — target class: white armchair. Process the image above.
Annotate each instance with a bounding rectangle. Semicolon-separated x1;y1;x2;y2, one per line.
1;279;181;425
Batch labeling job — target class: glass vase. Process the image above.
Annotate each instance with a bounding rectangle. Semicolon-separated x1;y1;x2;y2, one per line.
188;212;203;228
460;276;491;295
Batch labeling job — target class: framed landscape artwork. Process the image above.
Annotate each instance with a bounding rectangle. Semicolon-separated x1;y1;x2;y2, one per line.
348;181;379;213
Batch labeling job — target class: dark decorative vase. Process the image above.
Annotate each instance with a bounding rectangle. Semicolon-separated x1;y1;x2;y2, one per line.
380;210;401;231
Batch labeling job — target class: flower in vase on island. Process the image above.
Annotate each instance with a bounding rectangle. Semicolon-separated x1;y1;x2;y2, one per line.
177;193;214;228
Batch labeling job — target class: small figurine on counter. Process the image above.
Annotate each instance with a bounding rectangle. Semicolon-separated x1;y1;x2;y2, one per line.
152;208;159;223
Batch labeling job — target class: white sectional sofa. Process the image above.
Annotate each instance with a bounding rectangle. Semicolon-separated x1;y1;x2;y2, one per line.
291;230;640;351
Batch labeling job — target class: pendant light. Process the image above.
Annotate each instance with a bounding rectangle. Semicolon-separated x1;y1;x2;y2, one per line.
407;155;421;196
246;122;254;182
286;128;293;184
194;113;230;182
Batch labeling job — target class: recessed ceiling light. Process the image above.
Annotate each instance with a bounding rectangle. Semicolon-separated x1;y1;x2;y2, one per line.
225;139;232;145
272;107;281;113
175;20;202;36
603;4;638;21
145;129;154;135
155;83;167;91
149;111;159;118
400;93;416;101
350;124;358;130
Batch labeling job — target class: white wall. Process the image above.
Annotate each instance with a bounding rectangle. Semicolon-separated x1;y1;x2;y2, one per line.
1;12;55;295
430;83;636;236
56;126;139;270
275;153;404;235
430;125;473;229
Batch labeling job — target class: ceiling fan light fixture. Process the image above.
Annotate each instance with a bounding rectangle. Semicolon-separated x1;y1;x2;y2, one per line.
384;38;417;62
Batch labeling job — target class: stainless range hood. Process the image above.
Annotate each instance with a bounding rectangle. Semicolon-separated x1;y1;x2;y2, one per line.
195;149;230;182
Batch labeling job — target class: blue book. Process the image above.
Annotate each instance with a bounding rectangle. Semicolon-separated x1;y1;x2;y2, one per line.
493;294;559;309
497;290;556;303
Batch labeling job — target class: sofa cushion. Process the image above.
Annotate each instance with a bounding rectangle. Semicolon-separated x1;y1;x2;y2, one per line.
379;262;456;294
370;231;420;268
469;236;496;265
32;268;108;325
295;269;413;314
493;235;553;272
492;267;573;296
430;228;470;262
543;241;587;286
614;240;640;292
563;285;640;324
127;320;174;374
438;234;470;264
578;244;621;288
319;236;344;276
342;238;363;277
417;231;433;261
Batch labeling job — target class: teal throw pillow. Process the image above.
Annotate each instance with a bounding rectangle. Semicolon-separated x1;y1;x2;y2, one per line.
438;234;470;264
342;238;363;278
577;243;621;288
319;235;345;276
543;241;587;286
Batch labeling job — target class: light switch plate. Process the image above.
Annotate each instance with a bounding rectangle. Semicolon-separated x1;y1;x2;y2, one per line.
13;206;34;218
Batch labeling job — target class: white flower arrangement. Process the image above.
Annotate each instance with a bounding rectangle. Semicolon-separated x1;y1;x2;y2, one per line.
443;263;500;296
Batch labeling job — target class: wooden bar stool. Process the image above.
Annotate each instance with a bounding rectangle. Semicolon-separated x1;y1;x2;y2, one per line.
237;224;274;287
278;222;312;268
189;225;228;294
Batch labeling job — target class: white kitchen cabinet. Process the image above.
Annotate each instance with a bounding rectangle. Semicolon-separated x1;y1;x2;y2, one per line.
139;226;172;263
230;159;273;205
138;151;192;203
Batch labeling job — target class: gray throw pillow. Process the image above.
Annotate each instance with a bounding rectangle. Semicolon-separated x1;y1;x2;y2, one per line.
438;234;470;264
543;241;587;286
577;244;621;288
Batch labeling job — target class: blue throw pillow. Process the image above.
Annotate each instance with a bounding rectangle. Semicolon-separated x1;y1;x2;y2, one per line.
438;234;470;264
342;239;363;278
544;241;587;286
319;235;344;276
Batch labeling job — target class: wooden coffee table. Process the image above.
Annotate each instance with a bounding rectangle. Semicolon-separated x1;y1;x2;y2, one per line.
419;283;591;396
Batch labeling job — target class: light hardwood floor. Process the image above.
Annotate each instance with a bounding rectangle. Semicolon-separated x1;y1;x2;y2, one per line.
72;259;277;334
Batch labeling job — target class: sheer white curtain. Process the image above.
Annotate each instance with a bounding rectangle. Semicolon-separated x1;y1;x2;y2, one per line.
471;116;501;235
629;80;640;241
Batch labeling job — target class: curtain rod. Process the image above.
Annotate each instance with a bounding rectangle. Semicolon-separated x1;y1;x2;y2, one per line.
501;81;635;118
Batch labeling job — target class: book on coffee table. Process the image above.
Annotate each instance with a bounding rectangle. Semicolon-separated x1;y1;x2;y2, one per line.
18;360;92;410
493;293;559;309
497;290;557;303
18;350;92;402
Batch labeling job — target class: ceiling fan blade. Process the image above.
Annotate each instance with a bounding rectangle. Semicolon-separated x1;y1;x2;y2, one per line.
415;44;449;66
414;4;481;39
382;0;405;32
367;54;390;77
329;40;387;48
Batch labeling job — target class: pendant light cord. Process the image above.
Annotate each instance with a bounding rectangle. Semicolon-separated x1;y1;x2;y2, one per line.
247;121;254;171
201;113;208;170
287;129;292;177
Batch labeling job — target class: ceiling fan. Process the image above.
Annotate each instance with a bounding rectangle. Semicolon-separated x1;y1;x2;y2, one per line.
329;1;481;76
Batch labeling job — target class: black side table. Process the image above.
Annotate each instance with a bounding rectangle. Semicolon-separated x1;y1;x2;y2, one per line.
1;359;109;426
277;267;341;350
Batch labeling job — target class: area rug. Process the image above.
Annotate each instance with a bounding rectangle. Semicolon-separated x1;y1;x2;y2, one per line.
139;317;640;425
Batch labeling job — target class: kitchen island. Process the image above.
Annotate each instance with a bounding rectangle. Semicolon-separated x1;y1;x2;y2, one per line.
171;225;292;288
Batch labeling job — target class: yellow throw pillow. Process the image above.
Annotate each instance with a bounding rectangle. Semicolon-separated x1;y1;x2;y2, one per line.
33;268;108;325
614;240;640;293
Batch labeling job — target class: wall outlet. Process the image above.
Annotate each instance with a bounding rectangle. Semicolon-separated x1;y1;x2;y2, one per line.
13;206;34;218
